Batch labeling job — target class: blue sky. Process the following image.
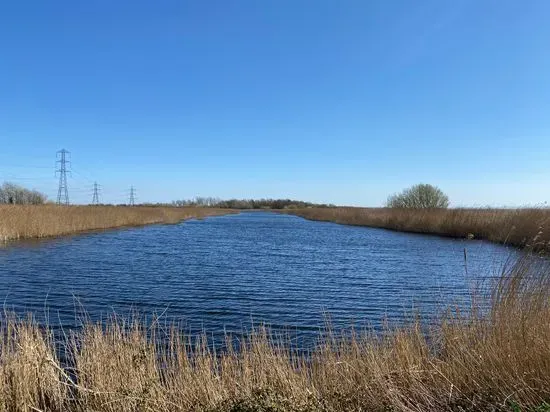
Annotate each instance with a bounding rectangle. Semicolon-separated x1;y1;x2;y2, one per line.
1;1;549;206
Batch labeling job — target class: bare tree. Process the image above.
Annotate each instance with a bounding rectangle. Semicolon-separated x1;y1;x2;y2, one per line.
0;182;47;205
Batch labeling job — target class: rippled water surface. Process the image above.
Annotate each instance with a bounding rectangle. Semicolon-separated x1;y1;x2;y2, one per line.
0;212;514;340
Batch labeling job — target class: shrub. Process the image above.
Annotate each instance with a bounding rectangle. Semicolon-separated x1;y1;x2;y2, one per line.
386;183;449;209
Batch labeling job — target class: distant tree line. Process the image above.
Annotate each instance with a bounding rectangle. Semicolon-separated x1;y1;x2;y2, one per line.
171;197;335;209
0;182;47;205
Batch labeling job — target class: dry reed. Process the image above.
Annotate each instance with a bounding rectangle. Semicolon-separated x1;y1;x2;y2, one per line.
0;205;235;242
284;207;550;250
1;254;550;411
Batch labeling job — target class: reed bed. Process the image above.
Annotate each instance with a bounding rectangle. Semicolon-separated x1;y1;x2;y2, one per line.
284;207;550;249
0;205;235;242
1;254;550;411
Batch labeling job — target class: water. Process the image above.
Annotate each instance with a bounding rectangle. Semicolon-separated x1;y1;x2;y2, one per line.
0;212;515;343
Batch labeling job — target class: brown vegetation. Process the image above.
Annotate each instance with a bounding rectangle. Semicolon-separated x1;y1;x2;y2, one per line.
0;205;235;242
284;207;550;249
1;255;550;411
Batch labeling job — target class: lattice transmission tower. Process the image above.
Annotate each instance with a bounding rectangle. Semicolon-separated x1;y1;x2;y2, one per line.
92;182;101;205
129;186;136;206
56;149;71;205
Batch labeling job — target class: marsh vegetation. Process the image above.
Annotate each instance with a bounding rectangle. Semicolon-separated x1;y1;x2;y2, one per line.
1;254;549;411
285;207;550;250
0;205;234;242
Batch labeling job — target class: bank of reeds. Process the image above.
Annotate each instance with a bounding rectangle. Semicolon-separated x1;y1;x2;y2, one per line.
284;207;550;249
1;254;550;411
0;205;234;242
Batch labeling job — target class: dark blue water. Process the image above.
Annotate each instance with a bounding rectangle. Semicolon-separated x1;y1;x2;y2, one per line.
0;212;514;342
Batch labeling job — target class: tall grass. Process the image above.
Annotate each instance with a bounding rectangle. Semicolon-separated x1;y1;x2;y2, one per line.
1;254;550;411
284;207;550;249
0;205;235;242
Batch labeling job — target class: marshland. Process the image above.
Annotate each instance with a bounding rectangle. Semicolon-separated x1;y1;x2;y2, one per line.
3;1;549;410
1;208;548;411
0;205;233;242
3;253;550;412
283;207;550;250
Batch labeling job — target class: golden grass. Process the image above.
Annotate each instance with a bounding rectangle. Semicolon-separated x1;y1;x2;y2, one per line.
0;205;235;242
1;255;550;411
284;207;550;249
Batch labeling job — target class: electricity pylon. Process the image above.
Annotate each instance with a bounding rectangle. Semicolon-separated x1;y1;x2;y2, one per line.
56;149;70;205
129;186;136;206
92;182;100;205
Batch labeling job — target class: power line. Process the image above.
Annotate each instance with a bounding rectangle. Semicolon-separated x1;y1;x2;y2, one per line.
0;164;54;170
71;168;95;183
55;149;70;205
3;154;143;206
0;175;54;182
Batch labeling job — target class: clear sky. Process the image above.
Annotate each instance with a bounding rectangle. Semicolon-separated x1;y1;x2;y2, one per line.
1;1;549;206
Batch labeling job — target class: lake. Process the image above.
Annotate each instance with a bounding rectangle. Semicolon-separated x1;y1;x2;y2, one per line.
0;212;515;343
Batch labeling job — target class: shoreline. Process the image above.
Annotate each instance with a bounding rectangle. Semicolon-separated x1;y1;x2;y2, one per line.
0;205;237;243
2;207;550;410
2;255;549;411
282;207;550;250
